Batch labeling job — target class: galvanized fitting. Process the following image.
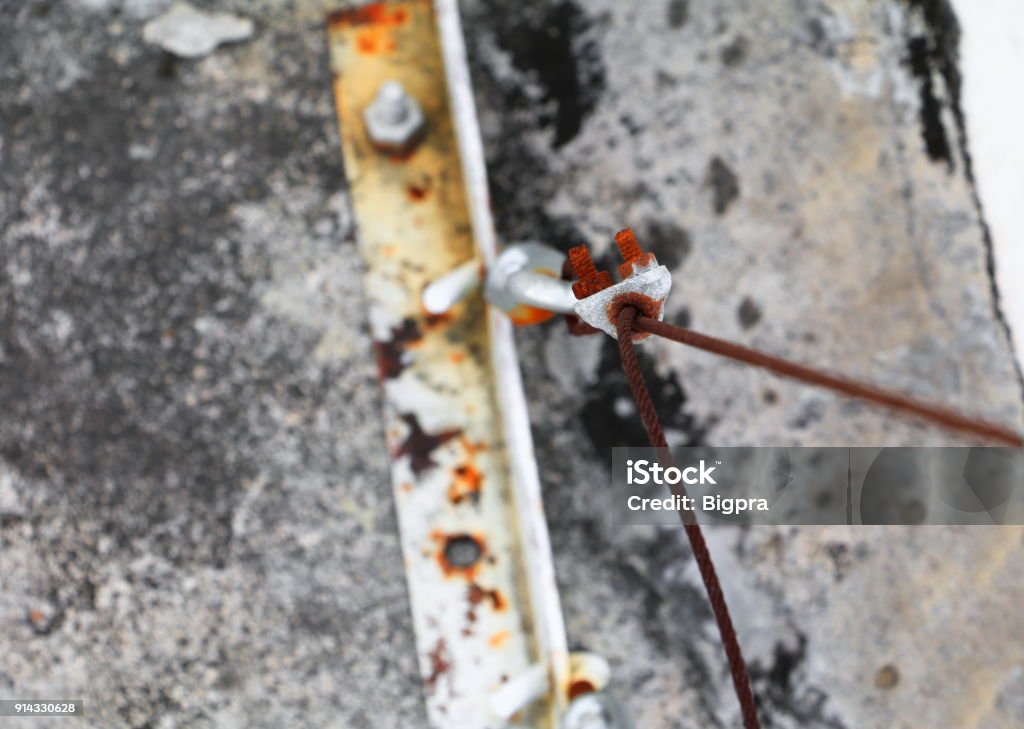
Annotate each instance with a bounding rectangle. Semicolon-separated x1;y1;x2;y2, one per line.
484;242;577;326
573;229;672;340
421;243;577;326
363;80;426;154
561;692;634;729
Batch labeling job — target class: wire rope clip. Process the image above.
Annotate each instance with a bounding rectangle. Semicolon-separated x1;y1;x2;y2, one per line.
571;229;672;341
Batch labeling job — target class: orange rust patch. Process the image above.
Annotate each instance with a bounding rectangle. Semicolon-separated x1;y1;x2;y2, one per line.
568;679;596;701
356;33;377;53
508;267;560;325
29;610;43;624
355;27;398;55
488;630;511;648
425;637;451;688
459;435;487;456
327;2;411;29
468;583;506;611
508;303;557;326
447;463;483;504
407;183;430;202
422;310;452;331
449;351;464;364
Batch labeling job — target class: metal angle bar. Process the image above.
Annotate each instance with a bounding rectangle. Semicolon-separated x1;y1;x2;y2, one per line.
435;0;571;714
327;2;568;726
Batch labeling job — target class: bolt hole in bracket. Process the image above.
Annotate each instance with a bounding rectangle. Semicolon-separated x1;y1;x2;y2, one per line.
327;1;628;727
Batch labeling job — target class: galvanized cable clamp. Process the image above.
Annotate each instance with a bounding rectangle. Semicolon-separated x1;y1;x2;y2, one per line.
423;228;672;339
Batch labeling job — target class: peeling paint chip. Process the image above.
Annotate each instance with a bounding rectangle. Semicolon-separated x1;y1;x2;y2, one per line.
143;2;254;59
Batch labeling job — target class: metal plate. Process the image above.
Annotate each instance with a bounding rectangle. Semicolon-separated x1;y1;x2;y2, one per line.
327;3;568;726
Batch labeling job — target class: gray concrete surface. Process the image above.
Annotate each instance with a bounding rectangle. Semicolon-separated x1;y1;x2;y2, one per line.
1;1;1023;728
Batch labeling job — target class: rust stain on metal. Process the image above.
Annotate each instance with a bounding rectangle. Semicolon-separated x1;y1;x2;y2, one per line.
468;583;506;611
433;531;488;579
327;2;411;28
374;317;422;379
448;462;483;504
407;182;431;202
395;414;460;475
488;630;511;649
425;637;452;688
422;310;453;331
327;2;413;56
508;303;558;326
567;679;596;701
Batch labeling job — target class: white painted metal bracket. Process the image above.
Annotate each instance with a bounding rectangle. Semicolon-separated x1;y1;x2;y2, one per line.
326;2;598;725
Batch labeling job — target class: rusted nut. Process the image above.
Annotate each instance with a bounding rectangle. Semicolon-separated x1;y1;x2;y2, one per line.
614;228;656;279
363;80;426;154
568;245;613;299
559;257;602;336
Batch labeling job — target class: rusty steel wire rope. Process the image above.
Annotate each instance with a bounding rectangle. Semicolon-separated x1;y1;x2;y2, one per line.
573;225;1022;728
612;295;1023;729
616;306;763;729
632;316;1023;447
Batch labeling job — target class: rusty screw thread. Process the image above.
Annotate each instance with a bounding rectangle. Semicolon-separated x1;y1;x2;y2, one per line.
568;245;612;299
614;227;652;279
614;228;643;264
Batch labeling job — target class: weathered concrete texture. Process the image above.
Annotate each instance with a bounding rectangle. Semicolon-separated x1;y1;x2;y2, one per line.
461;0;1024;728
1;0;1023;728
1;1;424;727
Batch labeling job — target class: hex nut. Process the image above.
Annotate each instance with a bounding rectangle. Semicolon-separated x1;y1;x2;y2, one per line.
363;80;426;154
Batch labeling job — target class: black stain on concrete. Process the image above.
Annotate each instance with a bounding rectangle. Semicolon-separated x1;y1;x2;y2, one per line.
904;34;954;169
738;297;762;329
479;0;605;148
901;0;1024;395
465;1;604;244
901;0;962;170
720;35;749;67
706;156;740;215
0;35;344;568
672;307;691;329
667;0;689;29
580;338;707;463
749;633;849;728
641;220;692;271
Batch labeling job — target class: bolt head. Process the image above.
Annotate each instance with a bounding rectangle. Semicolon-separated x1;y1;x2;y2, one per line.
364;81;426;154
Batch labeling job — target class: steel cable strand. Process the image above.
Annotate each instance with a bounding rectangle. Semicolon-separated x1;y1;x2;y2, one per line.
615;306;762;729
633;316;1022;446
